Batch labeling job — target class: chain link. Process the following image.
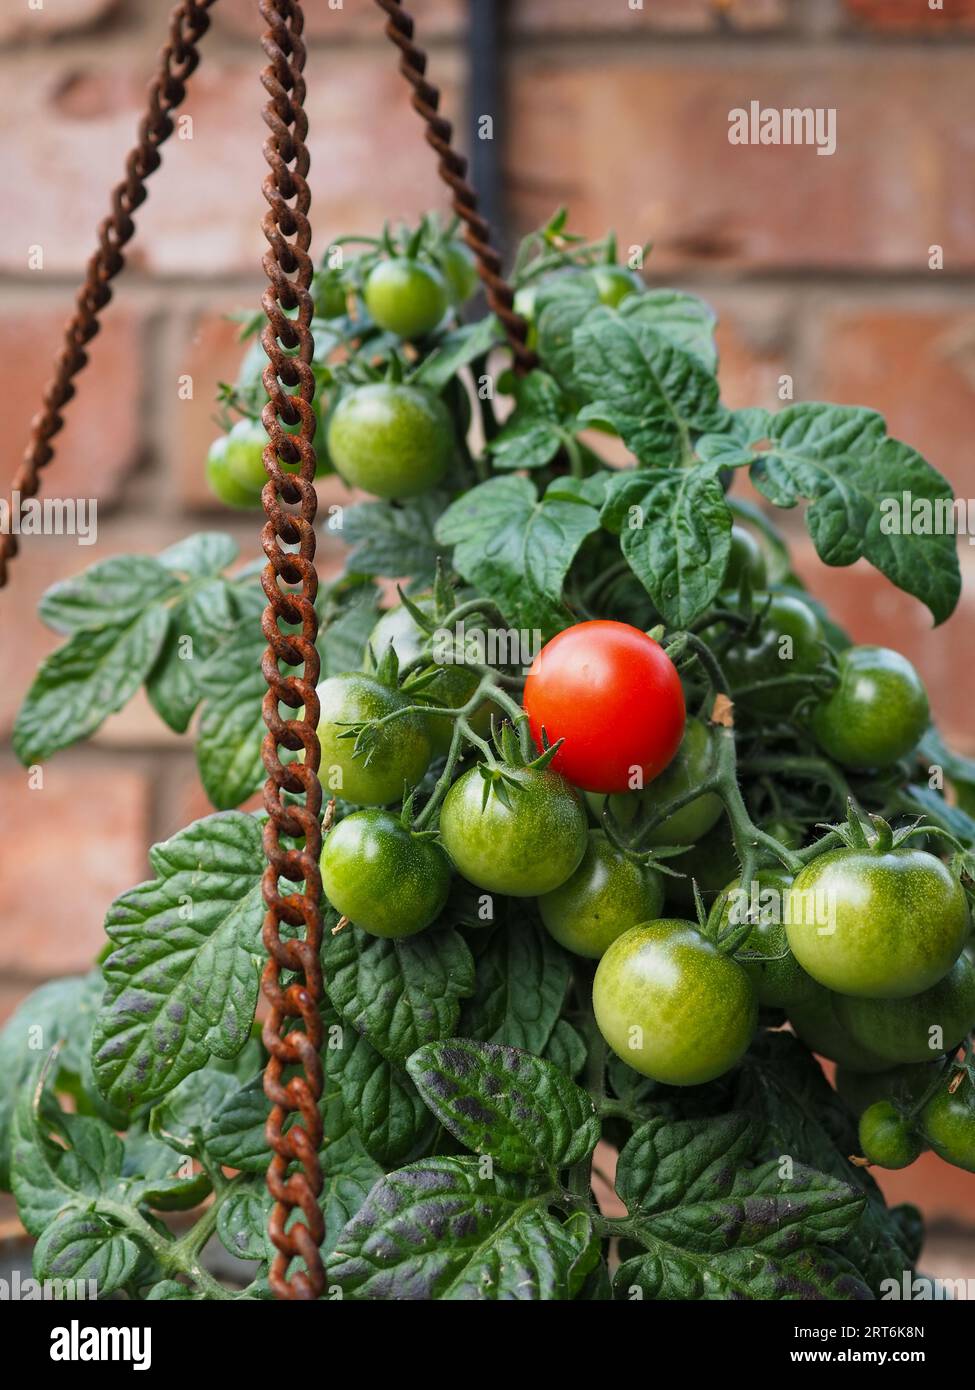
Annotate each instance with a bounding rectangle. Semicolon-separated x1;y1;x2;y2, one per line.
0;0;217;590
257;0;326;1302
376;0;536;372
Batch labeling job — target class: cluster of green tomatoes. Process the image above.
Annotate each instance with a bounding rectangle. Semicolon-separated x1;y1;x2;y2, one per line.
205;227;479;509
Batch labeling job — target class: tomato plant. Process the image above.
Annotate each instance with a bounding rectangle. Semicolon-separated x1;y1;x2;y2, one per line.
7;209;974;1304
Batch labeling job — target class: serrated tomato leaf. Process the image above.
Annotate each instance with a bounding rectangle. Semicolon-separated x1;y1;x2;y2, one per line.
407;1038;599;1175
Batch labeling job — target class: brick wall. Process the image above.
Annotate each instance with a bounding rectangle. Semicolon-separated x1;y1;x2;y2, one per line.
1;0;974;1237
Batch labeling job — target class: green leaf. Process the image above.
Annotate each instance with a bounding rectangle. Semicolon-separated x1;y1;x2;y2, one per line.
488;415;563;471
146;577;239;733
320;583;382;677
612;1111;869;1300
615;1244;871;1302
328;1156;593;1300
407;1039;599;1175
573;308;724;465
122;1126;211;1211
0;972;100;1189
91;813;265;1110
148;1067;240;1161
621;290;718;371
13;604;171;763
12;1069;126;1236
341;495;449;585
216;1185;269;1264
436;476;600;636
543;1019;587;1079
33;1212;141;1295
488;371;568;472
38;555;179;634
196;680;267;811
459;919;571;1054
733;1031;920;1295
601;467;732;626
323;924;475;1065
325;1008;436;1168
898;783;975;848
158;532;240;578
536;275;601;387
749;403;960;625
411;316;503;391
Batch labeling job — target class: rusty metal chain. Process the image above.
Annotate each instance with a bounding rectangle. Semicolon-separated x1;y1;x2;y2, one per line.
257;0;327;1303
376;0;537;372
0;0;217;591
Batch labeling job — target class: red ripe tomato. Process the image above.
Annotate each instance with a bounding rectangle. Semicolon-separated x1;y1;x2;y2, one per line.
523;620;685;794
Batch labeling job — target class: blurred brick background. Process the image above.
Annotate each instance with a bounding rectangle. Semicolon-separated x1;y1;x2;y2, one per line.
1;0;975;1260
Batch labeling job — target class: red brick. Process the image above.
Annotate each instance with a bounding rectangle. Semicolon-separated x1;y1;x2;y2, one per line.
0;756;151;976
215;0;463;41
0;309;143;509
0;54;460;277
0;0;119;45
843;0;975;31
513;0;787;34
790;536;975;753
714;297;792;412
507;53;975;272
811;308;975;498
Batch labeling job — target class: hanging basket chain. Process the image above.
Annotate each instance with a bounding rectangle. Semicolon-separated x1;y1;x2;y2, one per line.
257;0;327;1302
376;0;537;373
0;0;217;591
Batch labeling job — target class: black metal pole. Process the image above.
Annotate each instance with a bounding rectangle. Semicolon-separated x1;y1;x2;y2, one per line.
467;0;506;255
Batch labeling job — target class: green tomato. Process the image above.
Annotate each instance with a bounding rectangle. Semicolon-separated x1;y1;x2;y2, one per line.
538;830;665;960
858;1100;924;1170
834;1061;941;1116
787;981;890;1072
320;809;451;938
592;264;644;308
317;673;431;807
438;241;480;305
364;256;449;339
723;525;767;591
586;717;722;848
920;1076;975;1171
367;602;493;756
665;815;740;913
592;919;758;1085
833;950;975;1065
439;764;587;897
812;645;929;771
787;845;969;999
206;433;264;510
717;868;817;1010
327;383;453;500
312;269;347;319
718;593;825;716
